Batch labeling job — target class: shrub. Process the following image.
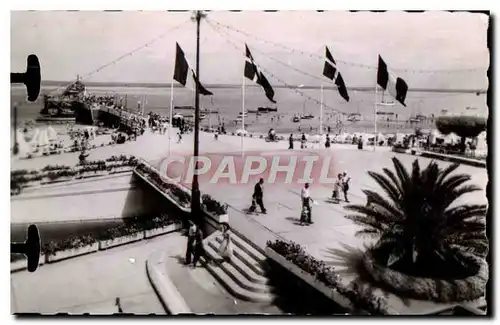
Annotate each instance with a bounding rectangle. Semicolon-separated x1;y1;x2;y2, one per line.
202;194;228;216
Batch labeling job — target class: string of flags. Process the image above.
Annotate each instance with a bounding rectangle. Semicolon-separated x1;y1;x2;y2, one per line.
48;19;190;95
208;18;488;74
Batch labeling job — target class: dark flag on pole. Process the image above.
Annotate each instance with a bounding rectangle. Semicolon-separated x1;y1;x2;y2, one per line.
377;55;408;106
244;44;276;103
173;42;213;96
323;46;349;102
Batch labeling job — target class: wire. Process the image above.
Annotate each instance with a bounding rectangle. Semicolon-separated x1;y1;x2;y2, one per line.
208;21;348;115
46;18;191;95
207;18;488;74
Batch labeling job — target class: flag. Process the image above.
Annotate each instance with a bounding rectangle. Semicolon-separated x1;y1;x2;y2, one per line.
377;55;408;106
323;46;349;102
173;42;213;96
244;44;276;103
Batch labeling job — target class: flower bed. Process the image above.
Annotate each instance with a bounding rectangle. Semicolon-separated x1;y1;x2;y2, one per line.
266;240;392;315
202;194;229;223
144;223;180;239
135;163;191;208
99;231;144;250
21;215;181;267
11;155;139;195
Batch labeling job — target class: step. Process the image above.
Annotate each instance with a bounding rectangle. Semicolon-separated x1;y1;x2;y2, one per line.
204;244;271;294
206;239;269;285
214;236;266;277
226;232;267;263
201;256;275;303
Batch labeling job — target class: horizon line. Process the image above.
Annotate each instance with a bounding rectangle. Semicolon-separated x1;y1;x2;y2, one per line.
36;80;487;94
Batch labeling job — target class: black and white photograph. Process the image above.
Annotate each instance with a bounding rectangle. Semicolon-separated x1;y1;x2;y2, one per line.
9;8;491;316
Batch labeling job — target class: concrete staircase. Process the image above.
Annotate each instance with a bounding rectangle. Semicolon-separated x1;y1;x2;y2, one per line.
201;231;275;303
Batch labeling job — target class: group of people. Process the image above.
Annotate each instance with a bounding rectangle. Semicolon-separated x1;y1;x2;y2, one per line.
184;221;233;267
246;172;351;226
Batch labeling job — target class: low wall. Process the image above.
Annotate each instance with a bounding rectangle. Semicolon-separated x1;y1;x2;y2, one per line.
11;173;178;224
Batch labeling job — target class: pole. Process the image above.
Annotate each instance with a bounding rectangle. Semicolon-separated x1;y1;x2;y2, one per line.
320;83;324;149
374;84;378;152
241;73;245;156
13;103;18;155
169;77;174;155
191;11;202;226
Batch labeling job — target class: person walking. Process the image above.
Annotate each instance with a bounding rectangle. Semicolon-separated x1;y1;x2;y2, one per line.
217;223;233;262
249;178;266;214
288;133;294;150
342;171;351;203
301;132;307;149
332;173;343;204
192;226;205;268
184;221;197;265
325;134;331;149
300;183;314;225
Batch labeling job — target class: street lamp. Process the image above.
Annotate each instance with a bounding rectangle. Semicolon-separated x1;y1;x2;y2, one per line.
190;10;206;227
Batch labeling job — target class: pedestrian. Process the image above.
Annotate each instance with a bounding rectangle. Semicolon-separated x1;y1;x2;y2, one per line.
325;134;331;149
288;133;294;150
300;183;314;225
342;171;351;203
217;222;233;262
301;132;306;149
192;226;206;268
184;221;197;265
177;132;182;143
332;173;343;203
249;178;266;214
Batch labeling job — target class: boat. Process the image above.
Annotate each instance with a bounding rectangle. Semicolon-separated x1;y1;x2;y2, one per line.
300;114;314;120
292;116;300;123
38;77;101;125
174;105;195;110
247;109;259;113
347;113;361;122
237;111;248;118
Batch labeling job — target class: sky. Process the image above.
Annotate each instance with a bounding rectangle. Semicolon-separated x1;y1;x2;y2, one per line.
10;11;489;89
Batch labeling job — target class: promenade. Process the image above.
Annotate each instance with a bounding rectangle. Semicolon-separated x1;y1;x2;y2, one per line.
11;128;489;314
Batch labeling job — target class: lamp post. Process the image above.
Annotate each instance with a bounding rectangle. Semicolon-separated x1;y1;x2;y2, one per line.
191;10;206;226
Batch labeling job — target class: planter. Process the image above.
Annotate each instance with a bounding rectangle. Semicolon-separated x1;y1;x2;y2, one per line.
362;247;489;303
265;247;352;310
47;242;99;263
99;231;145;250
217;213;229;224
144;223;181;239
10;254;46;273
110;166;132;174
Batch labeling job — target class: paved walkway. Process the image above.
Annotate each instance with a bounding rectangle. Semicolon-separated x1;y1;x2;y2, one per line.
10;234;185;314
139;131;488;314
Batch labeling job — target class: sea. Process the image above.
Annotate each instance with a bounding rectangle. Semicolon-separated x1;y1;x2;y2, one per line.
10;84;488;136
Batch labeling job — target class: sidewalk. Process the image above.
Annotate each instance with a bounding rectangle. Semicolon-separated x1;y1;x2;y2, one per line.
156;132;489;314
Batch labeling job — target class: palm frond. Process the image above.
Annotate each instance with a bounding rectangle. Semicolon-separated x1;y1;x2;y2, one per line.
362;189;405;221
436;162;461;186
382;167;404;195
368;171;403;208
392;157;411;190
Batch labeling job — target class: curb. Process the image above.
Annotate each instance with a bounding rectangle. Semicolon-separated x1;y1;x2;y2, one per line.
146;250;192;315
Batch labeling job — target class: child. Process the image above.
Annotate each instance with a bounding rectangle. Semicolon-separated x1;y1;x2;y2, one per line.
299;205;310;226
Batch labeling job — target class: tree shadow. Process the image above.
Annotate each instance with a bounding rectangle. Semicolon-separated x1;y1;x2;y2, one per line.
323;242;413;308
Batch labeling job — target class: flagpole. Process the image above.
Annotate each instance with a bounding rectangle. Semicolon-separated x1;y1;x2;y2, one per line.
169;75;174;156
241;72;245;156
320;83;324;149
374;84;378;152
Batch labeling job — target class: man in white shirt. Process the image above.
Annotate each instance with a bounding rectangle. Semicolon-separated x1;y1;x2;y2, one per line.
301;183;313;224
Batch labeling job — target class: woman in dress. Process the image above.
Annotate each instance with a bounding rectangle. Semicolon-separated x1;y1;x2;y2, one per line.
218;223;233;262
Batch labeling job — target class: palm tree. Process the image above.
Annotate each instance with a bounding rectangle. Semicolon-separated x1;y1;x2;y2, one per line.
345;157;488;278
